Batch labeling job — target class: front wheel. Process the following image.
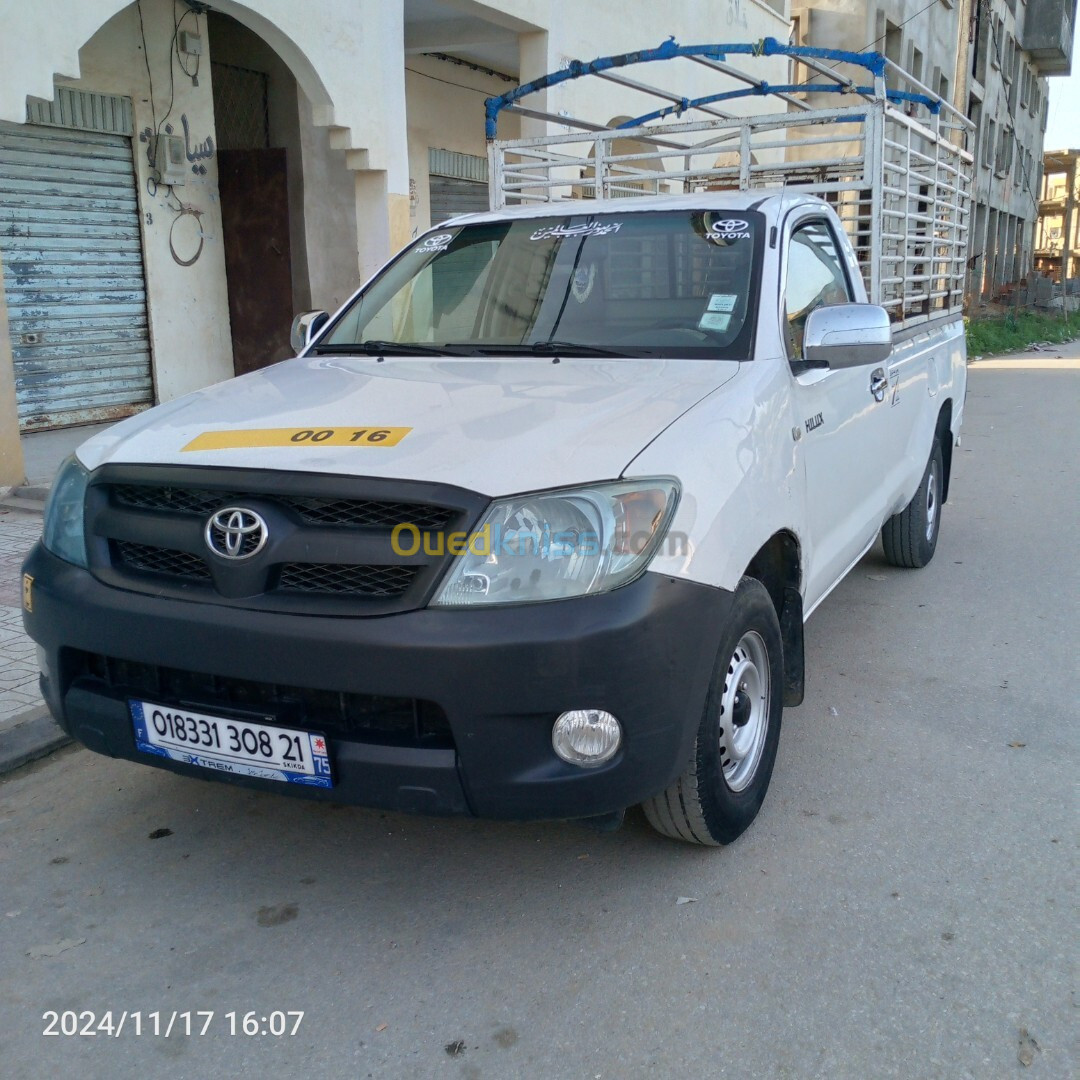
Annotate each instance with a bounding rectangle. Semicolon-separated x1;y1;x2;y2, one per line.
881;440;944;568
641;577;784;846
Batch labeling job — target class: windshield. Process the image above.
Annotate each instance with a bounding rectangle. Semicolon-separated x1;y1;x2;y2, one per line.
317;210;764;359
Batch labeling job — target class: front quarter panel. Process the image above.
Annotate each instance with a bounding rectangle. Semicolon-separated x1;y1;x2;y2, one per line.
626;358;805;592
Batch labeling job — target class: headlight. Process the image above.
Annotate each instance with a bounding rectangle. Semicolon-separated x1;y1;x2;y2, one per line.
42;456;90;568
431;478;679;607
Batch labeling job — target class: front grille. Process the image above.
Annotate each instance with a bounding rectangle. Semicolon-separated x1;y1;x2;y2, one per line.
72;651;455;749
87;466;488;617
278;563;418;596
114;541;212;581
111;484;454;531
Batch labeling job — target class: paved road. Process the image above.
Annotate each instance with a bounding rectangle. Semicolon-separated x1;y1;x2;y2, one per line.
0;356;1076;1080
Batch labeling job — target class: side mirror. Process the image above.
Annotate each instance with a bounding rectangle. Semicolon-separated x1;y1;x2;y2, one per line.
803;304;892;368
290;310;330;353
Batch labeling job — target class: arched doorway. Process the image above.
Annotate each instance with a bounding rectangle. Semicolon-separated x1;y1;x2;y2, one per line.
208;10;300;376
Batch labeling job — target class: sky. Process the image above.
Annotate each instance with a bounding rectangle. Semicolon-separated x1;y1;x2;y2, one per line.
1043;26;1080;151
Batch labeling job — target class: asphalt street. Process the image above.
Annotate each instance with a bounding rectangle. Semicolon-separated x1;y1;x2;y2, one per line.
0;354;1076;1079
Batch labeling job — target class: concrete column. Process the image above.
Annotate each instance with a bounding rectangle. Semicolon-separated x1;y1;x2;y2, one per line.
348;0;410;281
354;170;413;283
0;248;27;487
1062;158;1076;301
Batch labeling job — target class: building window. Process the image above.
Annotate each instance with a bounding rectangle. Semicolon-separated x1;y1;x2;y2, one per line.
995;128;1013;177
985;118;996;169
884;18;903;91
991;17;1003;69
938;73;950;105
910;45;924;86
971;1;989;84
789;11;811;89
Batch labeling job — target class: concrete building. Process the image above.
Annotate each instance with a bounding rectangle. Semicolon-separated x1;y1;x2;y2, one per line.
1034;147;1079;285
963;0;1075;301
790;0;1075;304
0;0;793;485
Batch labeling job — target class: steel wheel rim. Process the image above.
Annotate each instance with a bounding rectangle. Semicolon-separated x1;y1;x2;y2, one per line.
925;463;938;542
718;630;770;792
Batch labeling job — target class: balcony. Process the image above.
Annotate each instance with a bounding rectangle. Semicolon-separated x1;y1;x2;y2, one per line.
1021;0;1075;76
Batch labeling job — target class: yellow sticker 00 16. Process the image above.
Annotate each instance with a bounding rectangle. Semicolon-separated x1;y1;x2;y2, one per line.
182;427;412;452
22;573;33;613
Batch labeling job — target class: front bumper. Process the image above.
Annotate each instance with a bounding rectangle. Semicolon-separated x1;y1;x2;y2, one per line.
22;544;731;820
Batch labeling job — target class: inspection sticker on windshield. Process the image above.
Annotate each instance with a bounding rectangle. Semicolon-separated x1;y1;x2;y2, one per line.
182;427;412;451
707;293;738;313
698;312;732;333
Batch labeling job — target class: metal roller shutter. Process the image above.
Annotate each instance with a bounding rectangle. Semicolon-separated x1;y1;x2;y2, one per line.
0;118;152;431
428;149;490;226
429;175;490;226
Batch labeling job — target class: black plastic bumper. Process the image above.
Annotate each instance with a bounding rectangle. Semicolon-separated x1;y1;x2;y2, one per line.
21;544;732;820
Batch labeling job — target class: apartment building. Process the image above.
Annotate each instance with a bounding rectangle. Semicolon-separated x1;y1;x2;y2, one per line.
792;0;1076;302
1034;147;1079;284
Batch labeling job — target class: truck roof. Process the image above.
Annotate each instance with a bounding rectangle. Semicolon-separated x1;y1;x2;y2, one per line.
438;190;822;228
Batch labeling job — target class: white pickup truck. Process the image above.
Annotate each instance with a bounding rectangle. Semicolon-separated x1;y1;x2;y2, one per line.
22;44;973;844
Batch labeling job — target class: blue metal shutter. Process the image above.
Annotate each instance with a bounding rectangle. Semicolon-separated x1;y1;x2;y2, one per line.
0;118;152;431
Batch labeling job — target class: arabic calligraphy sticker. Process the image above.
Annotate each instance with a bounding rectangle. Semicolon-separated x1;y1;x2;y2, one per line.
529;221;624;241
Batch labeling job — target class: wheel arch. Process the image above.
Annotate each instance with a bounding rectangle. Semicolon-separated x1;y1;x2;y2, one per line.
937;398;954;503
743;530;804;707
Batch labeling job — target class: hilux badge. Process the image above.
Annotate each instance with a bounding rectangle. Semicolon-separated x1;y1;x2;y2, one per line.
205;507;268;560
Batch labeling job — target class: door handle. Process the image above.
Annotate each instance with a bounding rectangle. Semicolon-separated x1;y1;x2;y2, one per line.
870;368;887;402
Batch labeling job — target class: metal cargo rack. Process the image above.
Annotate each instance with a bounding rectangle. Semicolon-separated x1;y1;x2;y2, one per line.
484;38;975;332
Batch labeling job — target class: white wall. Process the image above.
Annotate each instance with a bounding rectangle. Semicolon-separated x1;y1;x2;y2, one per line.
0;0;411;194
64;2;235;402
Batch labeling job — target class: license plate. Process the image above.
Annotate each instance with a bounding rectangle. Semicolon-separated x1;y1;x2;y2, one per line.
130;700;333;788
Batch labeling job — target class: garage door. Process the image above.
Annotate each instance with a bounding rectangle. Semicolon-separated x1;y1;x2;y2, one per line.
0;105;152;431
429;176;490;226
428;149;490;226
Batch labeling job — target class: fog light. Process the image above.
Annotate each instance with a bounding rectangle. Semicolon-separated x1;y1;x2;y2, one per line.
552;710;622;767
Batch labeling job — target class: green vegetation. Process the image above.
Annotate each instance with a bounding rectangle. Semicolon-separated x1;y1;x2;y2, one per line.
965;310;1080;357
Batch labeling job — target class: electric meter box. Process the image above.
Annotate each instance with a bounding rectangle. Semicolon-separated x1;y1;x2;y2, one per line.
150;134;186;186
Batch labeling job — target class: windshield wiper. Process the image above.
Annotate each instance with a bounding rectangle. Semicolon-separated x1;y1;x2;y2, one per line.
309;340;470;356
522;340;628;358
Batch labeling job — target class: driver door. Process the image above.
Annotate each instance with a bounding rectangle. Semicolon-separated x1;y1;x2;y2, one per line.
783;214;890;610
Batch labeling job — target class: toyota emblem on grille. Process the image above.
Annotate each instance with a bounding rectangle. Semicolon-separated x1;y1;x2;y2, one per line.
205;507;268;560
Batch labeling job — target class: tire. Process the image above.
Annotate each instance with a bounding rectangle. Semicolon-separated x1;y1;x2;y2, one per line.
881;440;944;569
641;576;784;846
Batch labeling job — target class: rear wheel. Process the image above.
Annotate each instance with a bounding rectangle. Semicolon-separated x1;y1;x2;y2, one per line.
642;577;784;846
881;440;943;568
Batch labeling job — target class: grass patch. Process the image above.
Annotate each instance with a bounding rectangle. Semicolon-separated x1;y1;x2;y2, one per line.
965;310;1080;357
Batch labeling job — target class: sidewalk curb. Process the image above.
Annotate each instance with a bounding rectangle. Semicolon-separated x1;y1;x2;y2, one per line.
0;488;46;515
0;706;72;775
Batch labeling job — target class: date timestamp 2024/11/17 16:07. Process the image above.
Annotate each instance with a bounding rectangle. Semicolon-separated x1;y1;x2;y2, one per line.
42;1011;304;1037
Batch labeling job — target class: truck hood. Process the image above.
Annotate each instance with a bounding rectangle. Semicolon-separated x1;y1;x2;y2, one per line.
75;355;740;496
